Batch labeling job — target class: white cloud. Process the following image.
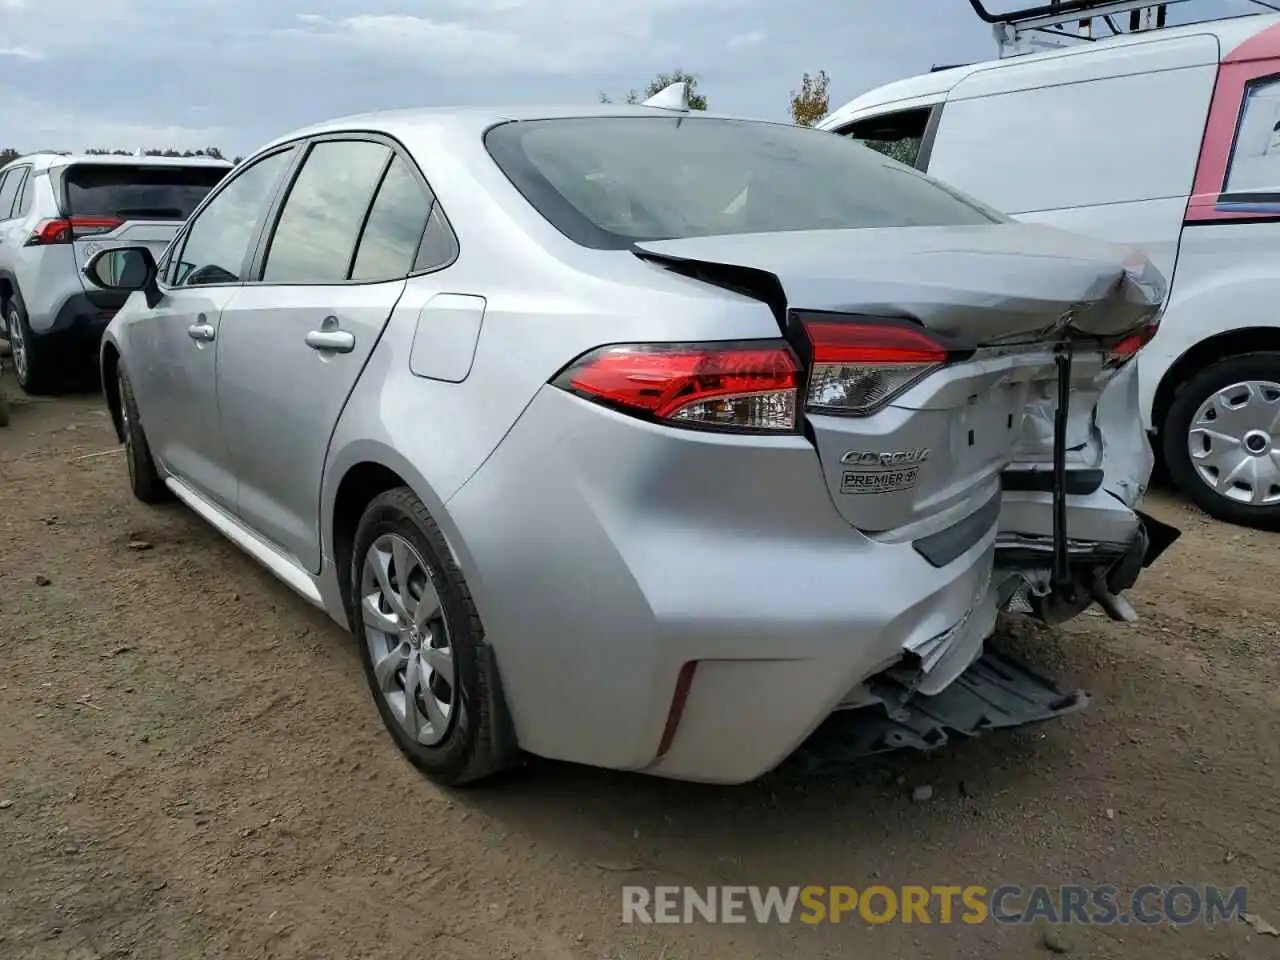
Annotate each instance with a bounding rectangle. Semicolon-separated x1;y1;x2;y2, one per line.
727;30;764;49
0;87;228;154
0;0;1017;152
283;0;744;73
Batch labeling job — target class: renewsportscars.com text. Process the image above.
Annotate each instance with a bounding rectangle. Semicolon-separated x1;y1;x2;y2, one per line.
621;884;1248;926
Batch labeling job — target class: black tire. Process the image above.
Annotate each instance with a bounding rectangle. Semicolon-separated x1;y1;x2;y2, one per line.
351;487;511;786
5;293;60;396
117;364;169;504
1163;351;1280;530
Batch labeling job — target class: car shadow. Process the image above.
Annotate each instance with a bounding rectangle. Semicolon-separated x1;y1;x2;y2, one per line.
454;680;1078;891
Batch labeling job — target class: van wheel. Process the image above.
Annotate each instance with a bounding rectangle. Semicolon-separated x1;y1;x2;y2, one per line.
1163;352;1280;530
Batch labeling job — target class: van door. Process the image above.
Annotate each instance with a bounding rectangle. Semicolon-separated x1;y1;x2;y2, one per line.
925;32;1219;281
1157;32;1280;525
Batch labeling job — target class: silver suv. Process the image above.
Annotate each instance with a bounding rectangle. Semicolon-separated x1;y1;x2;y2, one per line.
0;152;231;393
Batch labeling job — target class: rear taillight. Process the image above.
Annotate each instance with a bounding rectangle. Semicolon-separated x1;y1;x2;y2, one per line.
553;341;802;433
25;217;123;246
1106;320;1159;368
800;316;953;416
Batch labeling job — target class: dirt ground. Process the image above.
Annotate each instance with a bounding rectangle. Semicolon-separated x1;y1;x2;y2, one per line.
2;375;1279;960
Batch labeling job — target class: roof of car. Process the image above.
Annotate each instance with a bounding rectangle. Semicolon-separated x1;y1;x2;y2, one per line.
255;103;787;153
820;11;1280;129
7;153;234;173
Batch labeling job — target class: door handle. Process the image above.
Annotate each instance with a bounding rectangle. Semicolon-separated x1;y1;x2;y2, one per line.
187;322;215;342
305;319;355;354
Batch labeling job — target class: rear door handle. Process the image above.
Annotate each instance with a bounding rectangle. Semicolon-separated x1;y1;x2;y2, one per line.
187;322;215;342
305;318;355;354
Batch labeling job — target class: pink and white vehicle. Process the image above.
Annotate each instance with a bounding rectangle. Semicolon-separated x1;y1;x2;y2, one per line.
821;0;1280;529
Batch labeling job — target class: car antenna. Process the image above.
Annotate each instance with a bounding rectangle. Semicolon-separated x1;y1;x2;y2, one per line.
643;82;691;112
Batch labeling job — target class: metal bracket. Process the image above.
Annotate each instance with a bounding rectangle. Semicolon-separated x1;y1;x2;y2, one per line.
1051;343;1073;598
968;0;1193;57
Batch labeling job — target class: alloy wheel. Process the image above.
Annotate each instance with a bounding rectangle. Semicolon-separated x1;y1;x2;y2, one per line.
1187;379;1280;506
360;533;455;747
119;371;136;486
8;308;27;385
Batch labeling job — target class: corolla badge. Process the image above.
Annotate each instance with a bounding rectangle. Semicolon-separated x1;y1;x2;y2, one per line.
840;448;931;467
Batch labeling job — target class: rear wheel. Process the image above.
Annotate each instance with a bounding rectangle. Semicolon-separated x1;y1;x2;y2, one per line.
5;295;59;396
351;487;511;786
118;365;169;504
1164;352;1280;530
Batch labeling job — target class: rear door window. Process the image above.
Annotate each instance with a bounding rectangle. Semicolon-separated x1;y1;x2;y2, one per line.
14;167;35;218
261;139;392;284
349;155;435;281
0;168;23;220
64;164;229;222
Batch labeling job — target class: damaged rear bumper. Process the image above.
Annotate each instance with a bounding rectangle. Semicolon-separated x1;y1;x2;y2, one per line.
992;359;1180;623
788;645;1089;772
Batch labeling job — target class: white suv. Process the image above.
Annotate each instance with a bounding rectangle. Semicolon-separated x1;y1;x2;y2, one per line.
0;153;231;393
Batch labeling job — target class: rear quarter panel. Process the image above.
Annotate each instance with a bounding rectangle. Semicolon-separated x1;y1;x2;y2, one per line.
318;124;787;617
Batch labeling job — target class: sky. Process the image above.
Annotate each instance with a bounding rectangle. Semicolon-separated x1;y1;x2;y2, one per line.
0;0;1264;157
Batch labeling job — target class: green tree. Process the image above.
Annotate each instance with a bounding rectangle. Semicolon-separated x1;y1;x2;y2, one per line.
601;69;707;110
790;70;831;127
0;147;20;165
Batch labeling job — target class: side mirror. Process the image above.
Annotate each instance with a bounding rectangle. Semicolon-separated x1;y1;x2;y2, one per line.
83;246;161;308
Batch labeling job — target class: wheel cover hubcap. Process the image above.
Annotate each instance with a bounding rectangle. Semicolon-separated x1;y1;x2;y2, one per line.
1187;379;1280;506
8;309;27;383
119;373;136;484
360;533;454;746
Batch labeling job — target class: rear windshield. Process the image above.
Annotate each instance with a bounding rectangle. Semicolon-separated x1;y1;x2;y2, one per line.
484;116;1002;249
64;164;228;221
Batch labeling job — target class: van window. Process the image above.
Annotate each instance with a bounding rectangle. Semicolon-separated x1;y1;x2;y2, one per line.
839;107;933;168
1224;75;1280;196
926;63;1217;213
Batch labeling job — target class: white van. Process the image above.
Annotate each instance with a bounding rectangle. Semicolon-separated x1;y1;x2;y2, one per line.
820;7;1280;529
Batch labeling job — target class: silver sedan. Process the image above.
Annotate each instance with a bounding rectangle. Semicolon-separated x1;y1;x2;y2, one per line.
88;96;1174;785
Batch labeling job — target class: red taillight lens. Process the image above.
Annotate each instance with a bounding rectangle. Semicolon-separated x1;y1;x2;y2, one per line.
26;217;123;246
801;317;951;416
1107;321;1159;367
553;341;802;433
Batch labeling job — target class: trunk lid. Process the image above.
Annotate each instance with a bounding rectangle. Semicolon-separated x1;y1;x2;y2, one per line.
635;223;1164;535
635;223;1163;345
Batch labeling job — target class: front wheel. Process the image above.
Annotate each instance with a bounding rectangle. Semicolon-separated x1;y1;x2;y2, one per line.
1163;351;1280;530
351;487;511;786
